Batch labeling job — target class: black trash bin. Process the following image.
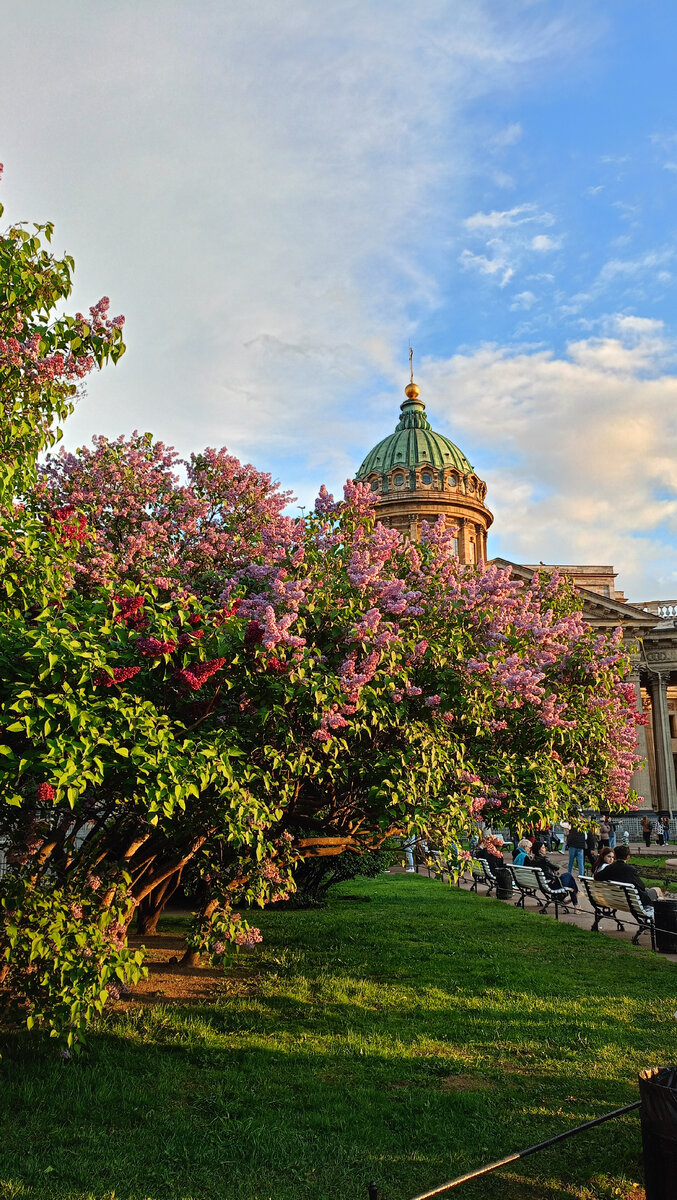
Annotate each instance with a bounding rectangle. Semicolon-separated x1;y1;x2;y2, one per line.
495;867;513;901
654;899;677;954
639;1066;677;1200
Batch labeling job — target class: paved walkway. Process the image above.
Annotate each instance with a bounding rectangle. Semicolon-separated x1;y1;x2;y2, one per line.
391;855;677;964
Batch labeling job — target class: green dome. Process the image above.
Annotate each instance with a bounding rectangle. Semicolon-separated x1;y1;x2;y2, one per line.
355;392;474;479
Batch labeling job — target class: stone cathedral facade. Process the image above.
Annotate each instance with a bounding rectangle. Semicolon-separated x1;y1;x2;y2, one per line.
355;374;677;816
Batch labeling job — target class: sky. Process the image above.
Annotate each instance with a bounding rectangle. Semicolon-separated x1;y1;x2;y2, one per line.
3;0;677;599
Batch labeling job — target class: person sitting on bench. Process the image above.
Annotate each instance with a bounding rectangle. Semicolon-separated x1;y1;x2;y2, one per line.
477;836;505;874
530;840;580;909
513;838;533;866
593;847;615;877
595;844;663;906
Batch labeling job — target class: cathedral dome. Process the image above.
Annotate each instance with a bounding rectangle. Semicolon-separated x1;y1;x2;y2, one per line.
354;374;493;563
356;391;474;478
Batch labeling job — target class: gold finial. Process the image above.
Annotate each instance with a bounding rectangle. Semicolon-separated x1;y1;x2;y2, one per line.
404;345;421;399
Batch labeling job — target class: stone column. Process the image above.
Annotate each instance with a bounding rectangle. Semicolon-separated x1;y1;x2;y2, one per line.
456;517;467;564
629;668;653;806
648;672;677;814
479;528;488;563
461;520;474;564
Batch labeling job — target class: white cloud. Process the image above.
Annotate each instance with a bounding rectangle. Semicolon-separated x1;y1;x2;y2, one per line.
586;184;604;195
596;249;674;285
460;205;560;291
490;122;523;148
650;131;677;172
531;234;561;251
0;0;591;487
421;317;677;597
459;247;514;286
510;290;537;310
612;200;640;220
464;203;553;231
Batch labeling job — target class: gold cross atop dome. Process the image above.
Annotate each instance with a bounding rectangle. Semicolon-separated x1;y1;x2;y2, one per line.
405;345;420;400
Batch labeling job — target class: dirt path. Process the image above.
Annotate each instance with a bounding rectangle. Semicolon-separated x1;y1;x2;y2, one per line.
120;930;256;1006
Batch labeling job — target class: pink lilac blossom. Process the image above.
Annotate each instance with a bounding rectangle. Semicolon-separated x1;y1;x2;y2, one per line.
93;666;141;687
234;927;263;948
175;657;226;691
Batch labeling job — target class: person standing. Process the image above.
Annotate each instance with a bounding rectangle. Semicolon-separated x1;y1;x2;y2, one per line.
657;819;665;847
585;829;597;870
661;815;671;845
598;816;611;850
608;818;617;851
566;826;586;876
640;815;652;848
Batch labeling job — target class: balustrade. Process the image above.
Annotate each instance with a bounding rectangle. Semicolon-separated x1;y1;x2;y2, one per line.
641;600;677;619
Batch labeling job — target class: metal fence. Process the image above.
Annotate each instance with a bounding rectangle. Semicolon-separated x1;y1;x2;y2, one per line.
367;1099;642;1199
490;816;677;845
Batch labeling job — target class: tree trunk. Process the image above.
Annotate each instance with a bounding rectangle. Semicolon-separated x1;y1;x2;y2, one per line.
135;895;164;935
179;895;218;966
135;871;182;935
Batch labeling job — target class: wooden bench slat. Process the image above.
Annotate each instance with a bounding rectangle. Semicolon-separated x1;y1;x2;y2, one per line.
580;875;655;949
509;864;571;919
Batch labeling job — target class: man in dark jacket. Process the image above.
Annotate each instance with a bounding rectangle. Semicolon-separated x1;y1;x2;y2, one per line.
566;826;586;876
596;845;663;907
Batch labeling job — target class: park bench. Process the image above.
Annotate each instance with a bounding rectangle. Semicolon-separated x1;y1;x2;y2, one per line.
469;856;497;895
509;863;571;920
580;876;656;950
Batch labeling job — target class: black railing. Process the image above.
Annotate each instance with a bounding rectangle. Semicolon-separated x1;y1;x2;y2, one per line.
367;1099;641;1199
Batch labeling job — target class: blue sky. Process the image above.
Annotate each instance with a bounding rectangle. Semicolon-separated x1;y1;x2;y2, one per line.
3;1;677;598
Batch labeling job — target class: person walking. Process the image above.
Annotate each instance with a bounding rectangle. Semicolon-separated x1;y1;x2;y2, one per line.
640;815;652;848
656;819;665;847
598;816;611;850
608;818;617;851
566;826;586;877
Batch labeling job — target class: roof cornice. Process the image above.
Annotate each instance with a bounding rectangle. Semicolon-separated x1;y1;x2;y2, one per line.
490;558;659;630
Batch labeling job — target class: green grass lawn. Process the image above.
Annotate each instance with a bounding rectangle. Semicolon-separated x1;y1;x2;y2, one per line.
1;875;676;1200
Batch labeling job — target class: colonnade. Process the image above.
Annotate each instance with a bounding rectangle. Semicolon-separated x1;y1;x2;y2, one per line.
631;668;677;814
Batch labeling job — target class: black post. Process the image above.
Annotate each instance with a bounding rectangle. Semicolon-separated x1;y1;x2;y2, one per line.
368;1182;378;1200
639;1066;677;1199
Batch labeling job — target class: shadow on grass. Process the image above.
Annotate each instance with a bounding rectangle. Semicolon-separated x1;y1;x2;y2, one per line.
0;876;661;1200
